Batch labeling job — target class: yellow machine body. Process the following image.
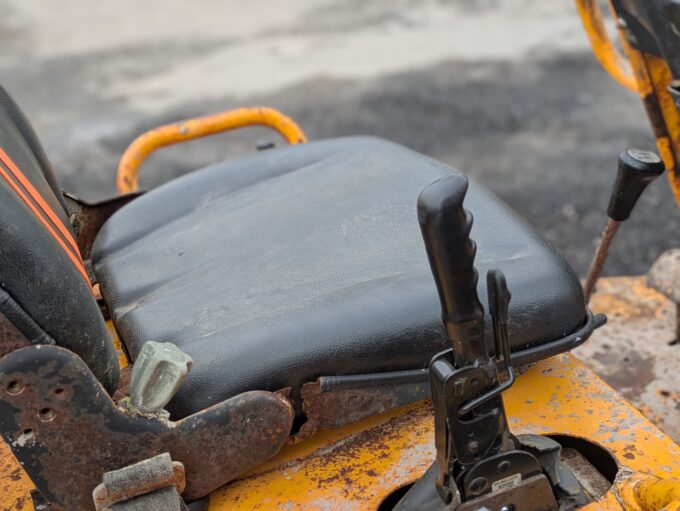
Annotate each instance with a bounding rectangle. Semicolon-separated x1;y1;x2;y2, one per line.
1;277;679;510
576;0;680;205
211;276;680;510
1;1;679;509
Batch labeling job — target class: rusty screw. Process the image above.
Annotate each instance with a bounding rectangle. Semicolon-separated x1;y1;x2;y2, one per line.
647;249;680;343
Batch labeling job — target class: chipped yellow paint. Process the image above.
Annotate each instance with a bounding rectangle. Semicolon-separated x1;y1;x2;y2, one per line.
2;278;679;510
641;54;680;207
107;319;129;369
575;0;680;206
0;440;33;511
634;478;680;511
574;0;638;92
116;107;307;194
210;353;680;510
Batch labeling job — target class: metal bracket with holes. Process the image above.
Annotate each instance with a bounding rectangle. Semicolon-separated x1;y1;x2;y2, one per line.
0;345;294;511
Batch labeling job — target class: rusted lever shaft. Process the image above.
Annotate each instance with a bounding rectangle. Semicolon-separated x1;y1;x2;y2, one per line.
583;149;664;303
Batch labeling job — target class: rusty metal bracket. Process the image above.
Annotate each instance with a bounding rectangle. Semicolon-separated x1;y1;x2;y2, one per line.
93;453;187;511
0;345;294;511
298;370;430;439
63;192;144;260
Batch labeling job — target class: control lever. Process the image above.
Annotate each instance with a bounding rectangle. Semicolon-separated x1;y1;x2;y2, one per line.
583;149;664;302
417;173;485;366
457;271;515;418
395;175;548;510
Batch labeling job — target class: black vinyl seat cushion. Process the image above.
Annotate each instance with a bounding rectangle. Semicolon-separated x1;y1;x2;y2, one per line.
92;137;585;418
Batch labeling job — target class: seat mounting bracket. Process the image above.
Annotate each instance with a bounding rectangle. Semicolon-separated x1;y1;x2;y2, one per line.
0;345;294;511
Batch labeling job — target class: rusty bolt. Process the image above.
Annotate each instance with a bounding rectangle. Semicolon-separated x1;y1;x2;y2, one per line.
647;249;680;342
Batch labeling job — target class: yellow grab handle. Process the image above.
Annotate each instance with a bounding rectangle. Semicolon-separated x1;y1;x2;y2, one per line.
117;107;307;194
574;0;639;93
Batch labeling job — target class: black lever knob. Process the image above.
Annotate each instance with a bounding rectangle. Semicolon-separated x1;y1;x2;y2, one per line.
607;149;664;221
417;174;485;365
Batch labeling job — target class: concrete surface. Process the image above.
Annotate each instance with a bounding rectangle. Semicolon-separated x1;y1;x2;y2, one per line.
2;0;678;277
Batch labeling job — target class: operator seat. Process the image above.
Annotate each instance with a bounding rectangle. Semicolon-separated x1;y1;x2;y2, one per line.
0;87;119;394
0;87;589;421
91;137;590;419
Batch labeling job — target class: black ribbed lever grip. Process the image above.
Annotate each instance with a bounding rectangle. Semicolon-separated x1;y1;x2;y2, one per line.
418;174;485;364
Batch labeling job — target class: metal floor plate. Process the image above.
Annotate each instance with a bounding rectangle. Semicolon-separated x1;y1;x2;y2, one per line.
574;276;680;442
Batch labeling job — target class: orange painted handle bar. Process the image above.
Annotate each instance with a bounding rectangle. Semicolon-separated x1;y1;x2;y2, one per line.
574;0;638;93
117;107;307;194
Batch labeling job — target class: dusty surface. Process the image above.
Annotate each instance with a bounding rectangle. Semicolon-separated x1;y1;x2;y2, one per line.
574;276;680;442
1;0;678;276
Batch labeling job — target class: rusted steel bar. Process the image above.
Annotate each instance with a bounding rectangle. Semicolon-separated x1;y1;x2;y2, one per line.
92;453;186;511
583;218;620;303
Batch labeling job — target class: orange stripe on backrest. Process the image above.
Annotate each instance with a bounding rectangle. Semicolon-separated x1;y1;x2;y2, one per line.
0;147;81;257
0;154;91;286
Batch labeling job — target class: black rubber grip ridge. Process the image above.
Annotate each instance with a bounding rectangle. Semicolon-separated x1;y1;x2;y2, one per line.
417;174;485;361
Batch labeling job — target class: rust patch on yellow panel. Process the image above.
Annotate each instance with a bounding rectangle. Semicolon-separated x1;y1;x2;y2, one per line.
638;54;680;206
574;0;638;92
575;276;680;442
211;352;680;510
588;276;667;321
2;278;678;510
0;440;33;510
210;401;435;510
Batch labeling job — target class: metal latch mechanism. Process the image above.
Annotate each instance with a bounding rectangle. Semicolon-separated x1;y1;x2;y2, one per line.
395;174;590;511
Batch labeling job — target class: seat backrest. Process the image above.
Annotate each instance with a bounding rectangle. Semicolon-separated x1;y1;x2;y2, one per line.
0;86;119;394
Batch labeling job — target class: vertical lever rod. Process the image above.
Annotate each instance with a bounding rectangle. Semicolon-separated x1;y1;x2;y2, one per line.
583;149;664;303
